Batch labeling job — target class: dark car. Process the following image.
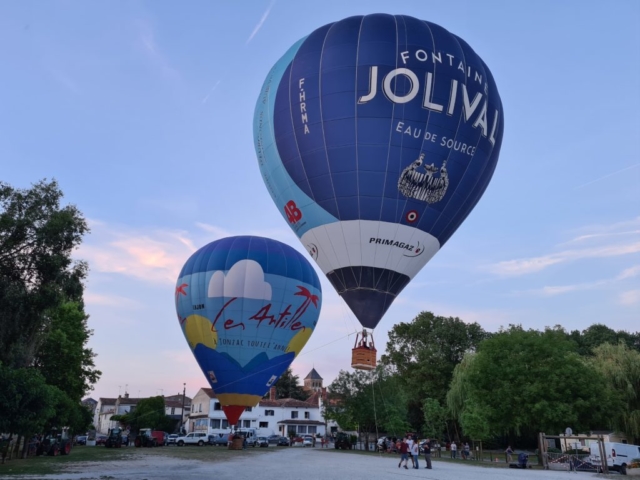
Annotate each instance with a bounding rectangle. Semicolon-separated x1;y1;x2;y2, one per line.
267;434;280;444
211;434;231;446
277;436;290;447
95;435;107;446
75;435;87;445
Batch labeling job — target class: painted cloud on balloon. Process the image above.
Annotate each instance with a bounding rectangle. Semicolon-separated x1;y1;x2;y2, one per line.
207;259;272;300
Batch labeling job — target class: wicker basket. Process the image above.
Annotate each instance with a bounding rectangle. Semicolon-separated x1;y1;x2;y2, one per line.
352;346;377;370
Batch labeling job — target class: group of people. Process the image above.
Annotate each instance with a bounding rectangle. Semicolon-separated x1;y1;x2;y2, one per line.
448;441;472;459
396;435;433;470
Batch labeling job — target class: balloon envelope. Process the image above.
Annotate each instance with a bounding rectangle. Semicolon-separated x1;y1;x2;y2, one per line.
254;14;504;330
175;236;321;425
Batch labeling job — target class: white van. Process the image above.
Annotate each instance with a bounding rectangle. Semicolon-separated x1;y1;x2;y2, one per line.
590;442;640;475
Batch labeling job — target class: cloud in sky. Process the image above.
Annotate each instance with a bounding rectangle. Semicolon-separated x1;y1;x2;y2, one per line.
574;163;640;190
487;242;640;276
137;20;179;79
487;217;640;276
619;290;640;306
77;220;197;285
517;264;640;297
208;259;272;300
246;0;275;44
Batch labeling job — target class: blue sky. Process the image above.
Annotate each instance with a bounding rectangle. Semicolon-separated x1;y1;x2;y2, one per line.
1;0;638;401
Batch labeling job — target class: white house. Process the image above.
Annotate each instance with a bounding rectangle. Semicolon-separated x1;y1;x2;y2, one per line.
94;392;192;434
188;369;332;437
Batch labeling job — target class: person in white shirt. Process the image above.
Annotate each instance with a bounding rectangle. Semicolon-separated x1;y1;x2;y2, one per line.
406;435;415;467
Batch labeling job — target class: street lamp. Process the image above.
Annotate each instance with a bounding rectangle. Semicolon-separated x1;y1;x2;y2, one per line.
181;383;186;434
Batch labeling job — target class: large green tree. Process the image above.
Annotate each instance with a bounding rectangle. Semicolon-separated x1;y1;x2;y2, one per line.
33;301;101;403
272;368;307;400
382;311;488;430
447;325;614;440
118;396;174;433
323;366;409;448
591;342;640;442
0;179;89;368
570;324;640;356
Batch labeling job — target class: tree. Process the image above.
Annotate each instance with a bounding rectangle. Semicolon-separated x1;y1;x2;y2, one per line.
33;301;101;403
570;324;640;356
422;398;448;440
0;364;56;462
118;396;174;433
447;325;614;440
382;311;489;431
273;368;307;400
323;366;409;449
591;342;640;441
0;179;88;368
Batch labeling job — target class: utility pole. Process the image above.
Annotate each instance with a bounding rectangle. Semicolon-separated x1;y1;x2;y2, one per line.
181;383;186;434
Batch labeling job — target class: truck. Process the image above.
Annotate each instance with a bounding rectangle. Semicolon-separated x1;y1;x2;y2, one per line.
134;429;165;447
234;429;259;447
590;442;640;475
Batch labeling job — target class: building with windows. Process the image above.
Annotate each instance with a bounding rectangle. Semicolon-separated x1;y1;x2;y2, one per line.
188;369;330;437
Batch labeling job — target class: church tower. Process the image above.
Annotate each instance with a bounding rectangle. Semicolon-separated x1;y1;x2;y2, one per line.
303;368;323;392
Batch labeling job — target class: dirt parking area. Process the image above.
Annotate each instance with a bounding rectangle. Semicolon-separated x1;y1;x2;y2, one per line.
2;446;605;480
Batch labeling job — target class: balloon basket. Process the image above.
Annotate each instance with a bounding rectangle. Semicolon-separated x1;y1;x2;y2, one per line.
228;436;244;450
351;331;377;371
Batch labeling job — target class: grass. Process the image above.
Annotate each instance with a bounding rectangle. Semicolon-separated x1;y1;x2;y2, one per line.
0;443;276;477
0;445;135;476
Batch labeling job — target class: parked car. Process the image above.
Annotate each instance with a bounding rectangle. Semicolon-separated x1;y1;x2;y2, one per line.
95;435;107;446
167;434;179;445
75;435;87;445
303;436;314;447
121;434;129;446
277;436;290;446
267;434;280;444
257;436;269;448
210;434;231;446
176;432;210;446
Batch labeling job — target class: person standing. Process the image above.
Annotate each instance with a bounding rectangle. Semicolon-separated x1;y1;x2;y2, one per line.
451;441;457;459
411;440;420;469
464;442;470;460
423;439;432;469
505;445;513;463
406;435;415;468
398;437;409;469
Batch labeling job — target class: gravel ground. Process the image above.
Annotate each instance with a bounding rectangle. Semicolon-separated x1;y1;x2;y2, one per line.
5;447;605;480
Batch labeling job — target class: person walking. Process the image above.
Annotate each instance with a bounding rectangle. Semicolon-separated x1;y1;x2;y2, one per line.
411;440;420;469
423;439;433;469
398;437;409;469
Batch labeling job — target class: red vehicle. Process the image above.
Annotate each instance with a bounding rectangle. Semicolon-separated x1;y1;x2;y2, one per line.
135;429;166;447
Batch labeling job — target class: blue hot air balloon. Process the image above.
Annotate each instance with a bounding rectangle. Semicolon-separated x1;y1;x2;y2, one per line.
175;236;321;425
253;14;504;368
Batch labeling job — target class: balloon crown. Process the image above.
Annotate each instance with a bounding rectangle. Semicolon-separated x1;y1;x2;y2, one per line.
398;153;450;204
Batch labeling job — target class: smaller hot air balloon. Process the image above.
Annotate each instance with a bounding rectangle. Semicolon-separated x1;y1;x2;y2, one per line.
175;236;321;427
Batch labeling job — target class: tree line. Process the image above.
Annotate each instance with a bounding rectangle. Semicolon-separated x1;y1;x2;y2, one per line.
324;311;640;449
0;180;101;461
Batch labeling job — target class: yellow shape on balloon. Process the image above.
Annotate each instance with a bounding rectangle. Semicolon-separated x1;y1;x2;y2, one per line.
184;314;218;350
286;327;313;356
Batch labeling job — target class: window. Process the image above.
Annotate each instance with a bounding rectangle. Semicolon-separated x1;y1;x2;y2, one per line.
308;426;317;434
222;420;229;429
264;409;274;416
171;407;175;415
245;407;252;412
259;422;269;428
297;425;307;434
291;411;298;419
243;420;251;428
211;419;221;429
304;412;310;419
213;402;222;411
